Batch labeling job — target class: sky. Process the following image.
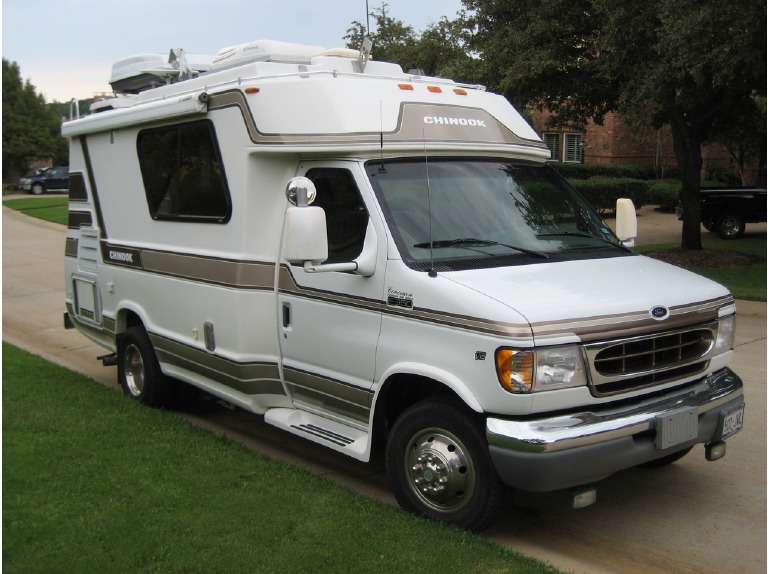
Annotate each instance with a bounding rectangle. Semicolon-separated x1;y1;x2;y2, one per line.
2;0;466;102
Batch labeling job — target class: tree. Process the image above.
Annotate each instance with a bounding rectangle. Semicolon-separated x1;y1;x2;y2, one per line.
2;59;67;180
464;0;767;249
344;3;479;81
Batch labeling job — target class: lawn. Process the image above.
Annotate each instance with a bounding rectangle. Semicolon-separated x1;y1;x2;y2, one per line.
3;196;69;225
3;343;559;574
636;238;766;301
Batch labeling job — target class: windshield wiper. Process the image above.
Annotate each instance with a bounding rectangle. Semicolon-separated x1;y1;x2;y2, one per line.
536;231;630;251
414;237;550;259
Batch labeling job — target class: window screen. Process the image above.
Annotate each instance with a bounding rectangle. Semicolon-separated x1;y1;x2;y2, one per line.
137;121;231;222
543;133;560;161
563;133;582;163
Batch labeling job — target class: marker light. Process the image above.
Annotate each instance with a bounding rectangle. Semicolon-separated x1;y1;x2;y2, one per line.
427;86;442;93
453;88;468;95
398;83;414;90
495;349;534;393
244;87;260;94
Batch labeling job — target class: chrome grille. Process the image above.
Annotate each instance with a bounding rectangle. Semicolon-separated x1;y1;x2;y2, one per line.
585;323;717;396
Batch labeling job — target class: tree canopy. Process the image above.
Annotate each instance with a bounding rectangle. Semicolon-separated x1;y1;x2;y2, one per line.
464;0;767;248
2;59;68;179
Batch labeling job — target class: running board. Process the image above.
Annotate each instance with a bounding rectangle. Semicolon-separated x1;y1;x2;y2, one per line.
263;408;370;461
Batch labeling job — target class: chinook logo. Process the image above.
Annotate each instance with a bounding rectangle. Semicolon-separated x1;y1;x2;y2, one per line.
649;305;670;320
424;116;487;127
109;250;134;263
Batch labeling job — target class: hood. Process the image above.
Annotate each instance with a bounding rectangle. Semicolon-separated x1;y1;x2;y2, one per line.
443;254;732;342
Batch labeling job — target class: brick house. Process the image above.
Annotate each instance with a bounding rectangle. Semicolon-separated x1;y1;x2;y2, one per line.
531;109;761;184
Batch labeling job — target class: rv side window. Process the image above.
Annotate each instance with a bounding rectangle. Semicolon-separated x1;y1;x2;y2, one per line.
137;120;231;223
305;168;369;264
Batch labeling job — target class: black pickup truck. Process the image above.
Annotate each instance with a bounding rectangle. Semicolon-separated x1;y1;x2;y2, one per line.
679;187;767;239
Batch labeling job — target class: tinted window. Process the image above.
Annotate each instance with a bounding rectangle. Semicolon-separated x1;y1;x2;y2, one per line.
137;121;231;222
305;168;369;264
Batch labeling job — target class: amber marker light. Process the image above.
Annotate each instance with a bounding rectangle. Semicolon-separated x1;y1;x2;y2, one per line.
244;87;260;94
427;85;442;93
453;88;468;95
398;83;414;90
495;348;534;393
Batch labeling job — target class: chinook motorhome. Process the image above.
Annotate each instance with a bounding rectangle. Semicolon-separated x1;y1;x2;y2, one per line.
62;39;744;531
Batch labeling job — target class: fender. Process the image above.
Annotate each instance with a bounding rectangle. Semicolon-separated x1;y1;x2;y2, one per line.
374;361;485;413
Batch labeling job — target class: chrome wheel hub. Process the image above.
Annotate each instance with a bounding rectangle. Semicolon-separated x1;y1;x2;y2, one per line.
406;429;475;513
123;343;145;397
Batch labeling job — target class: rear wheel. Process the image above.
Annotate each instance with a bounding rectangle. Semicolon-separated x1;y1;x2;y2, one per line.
715;212;745;239
386;397;504;531
118;326;173;408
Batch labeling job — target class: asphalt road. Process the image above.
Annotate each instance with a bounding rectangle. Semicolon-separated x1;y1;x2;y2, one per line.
3;203;766;573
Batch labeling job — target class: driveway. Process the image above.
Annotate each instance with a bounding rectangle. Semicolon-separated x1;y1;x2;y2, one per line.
3;205;766;573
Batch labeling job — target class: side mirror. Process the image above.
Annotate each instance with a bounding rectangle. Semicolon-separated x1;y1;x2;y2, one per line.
283;177;328;264
615;198;637;247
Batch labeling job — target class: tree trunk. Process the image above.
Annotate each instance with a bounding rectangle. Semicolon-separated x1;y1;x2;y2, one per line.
669;110;704;250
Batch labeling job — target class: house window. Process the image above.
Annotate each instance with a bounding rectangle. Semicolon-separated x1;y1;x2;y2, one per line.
563;133;582;163
137;120;231;223
543;133;560;161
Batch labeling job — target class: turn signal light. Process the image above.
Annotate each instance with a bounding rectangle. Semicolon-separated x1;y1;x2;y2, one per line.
495;349;534;393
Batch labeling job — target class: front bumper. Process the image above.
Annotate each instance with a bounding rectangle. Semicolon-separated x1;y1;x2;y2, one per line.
486;367;744;492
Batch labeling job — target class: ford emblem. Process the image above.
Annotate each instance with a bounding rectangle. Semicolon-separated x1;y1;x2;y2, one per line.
649;305;670;320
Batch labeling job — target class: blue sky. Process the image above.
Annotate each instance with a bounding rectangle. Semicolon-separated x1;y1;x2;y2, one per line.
2;0;465;102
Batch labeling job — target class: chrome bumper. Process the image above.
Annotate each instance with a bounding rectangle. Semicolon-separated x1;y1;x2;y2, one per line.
486;368;744;492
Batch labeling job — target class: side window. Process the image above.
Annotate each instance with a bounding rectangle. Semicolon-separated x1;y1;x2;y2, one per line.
137;120;231;223
305;168;369;264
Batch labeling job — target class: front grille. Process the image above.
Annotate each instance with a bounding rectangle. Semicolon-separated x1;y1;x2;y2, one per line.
585;323;717;396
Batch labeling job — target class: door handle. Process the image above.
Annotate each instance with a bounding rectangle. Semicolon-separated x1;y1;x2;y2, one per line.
282;303;291;328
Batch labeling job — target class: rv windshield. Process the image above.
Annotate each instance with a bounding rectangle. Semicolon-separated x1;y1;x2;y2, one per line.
367;159;629;270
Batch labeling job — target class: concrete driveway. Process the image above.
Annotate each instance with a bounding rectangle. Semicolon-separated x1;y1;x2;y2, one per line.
3;204;766;573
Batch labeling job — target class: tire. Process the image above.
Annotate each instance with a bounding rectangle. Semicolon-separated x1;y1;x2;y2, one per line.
31;183;44;195
386;397;504;531
118;326;174;408
638;446;693;468
714;212;745;239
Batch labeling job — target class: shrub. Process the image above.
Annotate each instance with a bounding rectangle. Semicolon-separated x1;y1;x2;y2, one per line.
646;180;681;212
551;162;657;180
569;176;649;212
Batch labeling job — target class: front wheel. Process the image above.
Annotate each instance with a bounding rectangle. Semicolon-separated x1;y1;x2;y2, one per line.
386;398;504;531
30;183;44;195
118;326;173;408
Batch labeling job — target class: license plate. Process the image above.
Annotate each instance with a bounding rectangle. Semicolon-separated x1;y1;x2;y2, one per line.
656;406;698;450
720;405;744;439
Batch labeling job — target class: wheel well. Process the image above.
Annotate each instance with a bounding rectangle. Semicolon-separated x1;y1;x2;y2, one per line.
372;374;465;446
116;310;144;342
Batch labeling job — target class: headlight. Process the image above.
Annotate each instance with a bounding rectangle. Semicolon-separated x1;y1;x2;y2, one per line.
495;345;587;394
714;314;736;355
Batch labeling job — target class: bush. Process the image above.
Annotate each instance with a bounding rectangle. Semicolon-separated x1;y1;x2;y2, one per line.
569;176;649;212
646;180;681;212
551;162;657;180
705;164;741;185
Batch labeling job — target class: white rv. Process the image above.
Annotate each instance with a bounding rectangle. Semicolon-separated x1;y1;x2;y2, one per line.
63;40;744;531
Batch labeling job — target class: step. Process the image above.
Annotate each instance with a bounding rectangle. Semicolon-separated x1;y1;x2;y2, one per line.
263;408;370;461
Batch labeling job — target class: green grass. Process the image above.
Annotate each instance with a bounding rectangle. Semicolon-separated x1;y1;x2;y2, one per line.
3;196;69;225
636;238;766;301
3;343;559;574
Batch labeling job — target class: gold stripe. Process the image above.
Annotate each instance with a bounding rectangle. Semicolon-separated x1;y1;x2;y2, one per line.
142;250;275;290
149;333;284;396
283;367;372;424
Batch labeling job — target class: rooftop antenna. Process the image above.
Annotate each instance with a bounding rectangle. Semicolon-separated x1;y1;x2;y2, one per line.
423;130;437;278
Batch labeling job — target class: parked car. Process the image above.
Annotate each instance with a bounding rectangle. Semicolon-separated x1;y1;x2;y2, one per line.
678;187;767;239
19;166;69;195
